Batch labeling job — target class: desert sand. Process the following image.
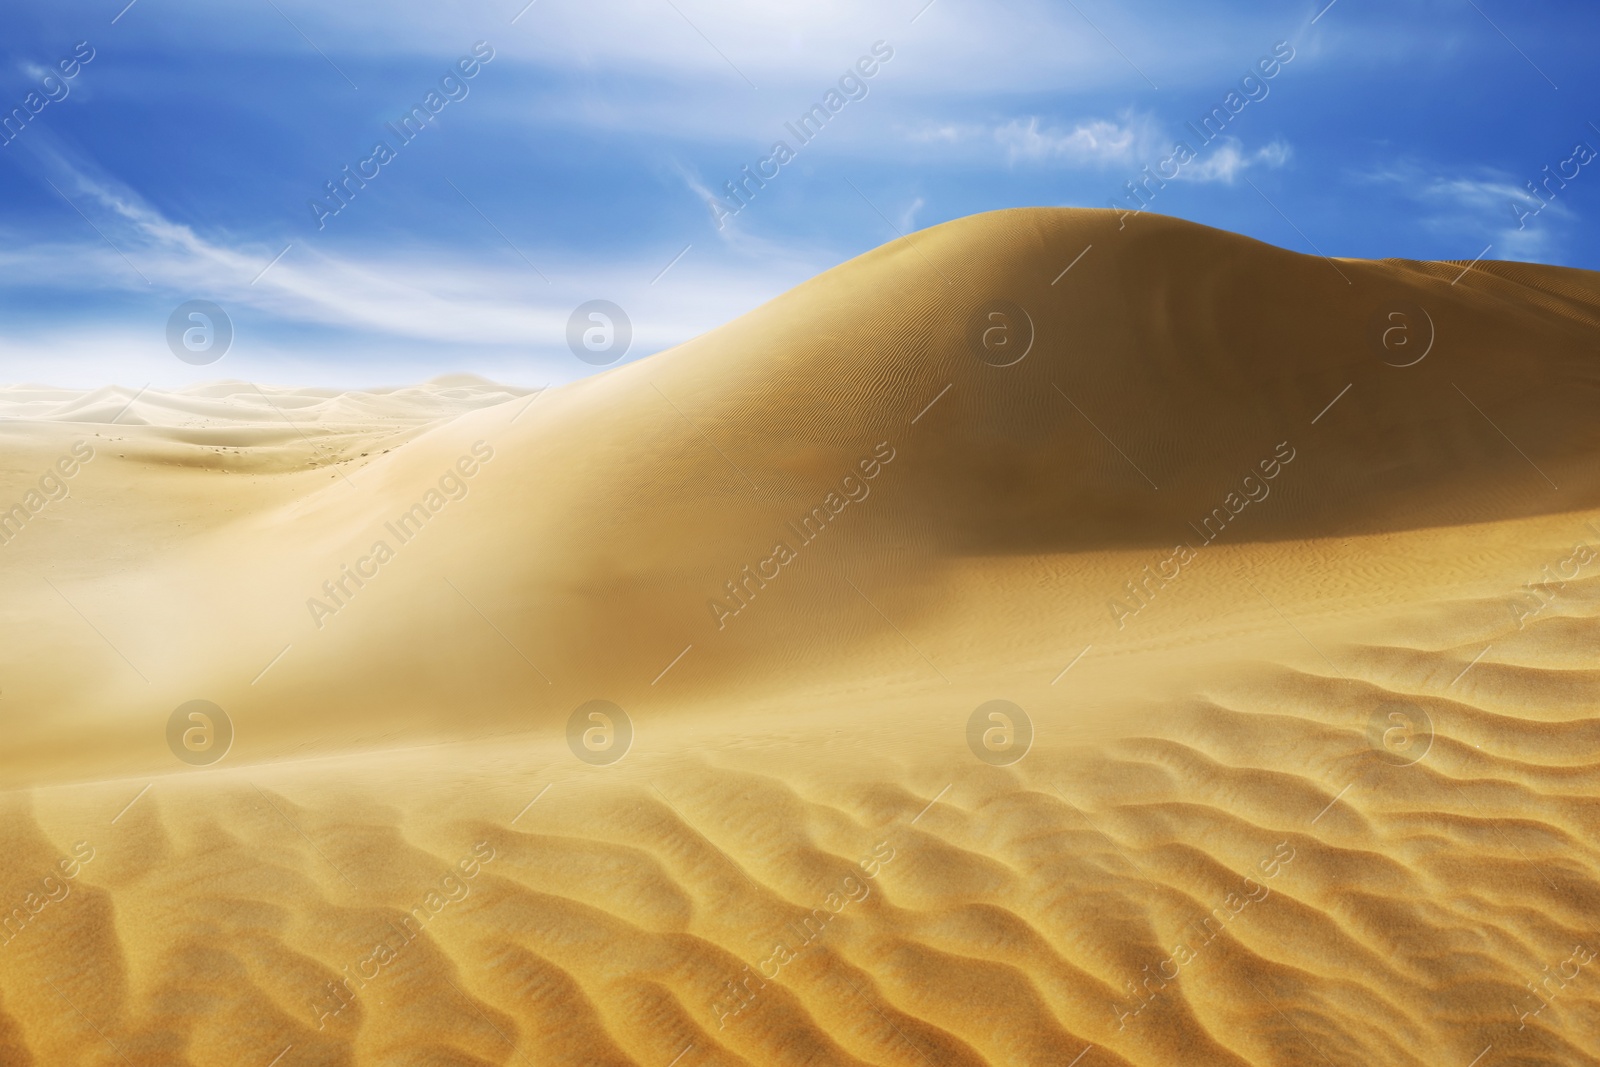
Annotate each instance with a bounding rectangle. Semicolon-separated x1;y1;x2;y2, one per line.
2;208;1598;1066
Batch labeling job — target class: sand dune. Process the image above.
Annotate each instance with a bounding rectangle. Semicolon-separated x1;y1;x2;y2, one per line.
3;208;1599;1065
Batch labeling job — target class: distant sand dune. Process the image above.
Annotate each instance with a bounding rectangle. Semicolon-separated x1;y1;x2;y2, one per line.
2;209;1599;1065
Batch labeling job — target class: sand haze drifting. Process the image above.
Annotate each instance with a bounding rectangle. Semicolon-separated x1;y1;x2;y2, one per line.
2;209;1599;1066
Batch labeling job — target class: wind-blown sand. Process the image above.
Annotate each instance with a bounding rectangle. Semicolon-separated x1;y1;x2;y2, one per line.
2;209;1598;1066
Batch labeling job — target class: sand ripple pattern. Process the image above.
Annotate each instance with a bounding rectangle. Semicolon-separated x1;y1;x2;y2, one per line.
4;604;1598;1067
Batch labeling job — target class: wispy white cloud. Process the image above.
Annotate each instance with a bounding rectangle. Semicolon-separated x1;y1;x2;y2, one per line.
907;113;1156;168
994;116;1142;165
1177;138;1292;182
76;0;1302;154
898;195;925;231
904;122;976;145
1359;162;1573;260
0;150;830;385
1425;174;1569;223
905;113;1286;184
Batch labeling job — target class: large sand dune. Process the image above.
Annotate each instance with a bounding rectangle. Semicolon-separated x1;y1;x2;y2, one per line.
3;208;1598;1065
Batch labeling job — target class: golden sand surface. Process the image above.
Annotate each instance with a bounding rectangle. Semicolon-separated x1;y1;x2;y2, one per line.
2;209;1598;1065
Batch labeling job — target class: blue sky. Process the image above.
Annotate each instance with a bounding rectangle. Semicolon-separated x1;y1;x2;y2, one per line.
1;0;1595;388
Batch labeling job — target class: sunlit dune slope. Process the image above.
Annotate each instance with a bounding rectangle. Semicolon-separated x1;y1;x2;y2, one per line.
2;209;1599;1067
5;208;1600;778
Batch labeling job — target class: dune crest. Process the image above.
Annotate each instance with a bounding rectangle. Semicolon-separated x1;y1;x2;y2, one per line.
3;209;1599;1066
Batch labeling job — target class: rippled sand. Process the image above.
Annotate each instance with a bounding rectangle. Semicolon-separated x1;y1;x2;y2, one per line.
3;209;1599;1066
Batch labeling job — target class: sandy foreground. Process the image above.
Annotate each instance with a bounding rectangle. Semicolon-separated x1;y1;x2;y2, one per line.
2;208;1598;1066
